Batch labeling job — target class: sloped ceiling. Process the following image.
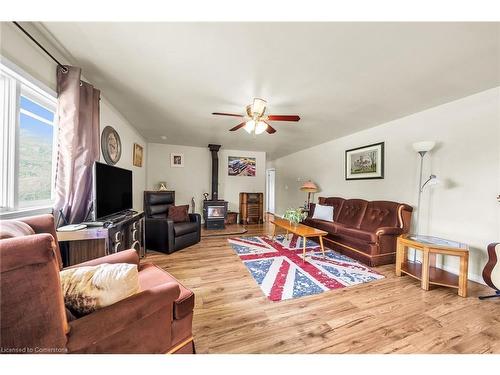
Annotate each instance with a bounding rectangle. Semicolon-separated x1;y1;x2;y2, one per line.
38;22;500;159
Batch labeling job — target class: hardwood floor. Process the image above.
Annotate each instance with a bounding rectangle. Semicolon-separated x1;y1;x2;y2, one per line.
143;222;500;354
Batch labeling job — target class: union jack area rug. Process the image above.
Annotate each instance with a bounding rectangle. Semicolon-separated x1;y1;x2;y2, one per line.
228;235;384;302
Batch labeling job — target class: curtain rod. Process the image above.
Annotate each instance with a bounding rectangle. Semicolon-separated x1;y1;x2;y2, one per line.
13;21;69;73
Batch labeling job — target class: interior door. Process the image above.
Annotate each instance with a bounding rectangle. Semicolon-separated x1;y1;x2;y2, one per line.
266;168;276;214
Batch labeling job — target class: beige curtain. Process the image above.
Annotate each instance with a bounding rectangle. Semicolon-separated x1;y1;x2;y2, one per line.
54;65;100;224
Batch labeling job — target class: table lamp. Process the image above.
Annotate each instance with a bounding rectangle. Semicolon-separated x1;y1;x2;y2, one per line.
300;180;318;208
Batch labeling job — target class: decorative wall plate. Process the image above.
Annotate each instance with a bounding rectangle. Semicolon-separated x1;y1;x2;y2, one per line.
101;126;122;165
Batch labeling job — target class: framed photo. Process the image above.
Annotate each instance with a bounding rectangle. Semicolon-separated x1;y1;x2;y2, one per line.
228;156;256;176
170;153;184;168
345;142;384;180
133;143;143;167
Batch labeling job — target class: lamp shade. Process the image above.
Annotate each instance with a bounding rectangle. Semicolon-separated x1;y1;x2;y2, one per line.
300;180;318;192
255;121;267;135
412;141;436;153
244;120;255;133
252;98;267;116
427;174;439;186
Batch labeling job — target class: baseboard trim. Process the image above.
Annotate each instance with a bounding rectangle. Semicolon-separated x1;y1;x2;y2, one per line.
441;264;485;285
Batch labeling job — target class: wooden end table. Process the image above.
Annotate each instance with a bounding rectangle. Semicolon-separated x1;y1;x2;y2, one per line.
270;217;327;261
396;234;469;297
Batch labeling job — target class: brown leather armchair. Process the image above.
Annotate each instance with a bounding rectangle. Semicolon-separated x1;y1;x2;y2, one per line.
0;214;195;354
143;191;201;254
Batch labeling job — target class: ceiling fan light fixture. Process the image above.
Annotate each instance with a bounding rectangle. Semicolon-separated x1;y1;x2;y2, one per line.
255;121;267;135
244;120;255;133
252;98;267;116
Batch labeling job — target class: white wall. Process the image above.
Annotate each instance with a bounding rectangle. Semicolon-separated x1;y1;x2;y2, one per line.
146;143;211;215
147;143;266;216
0;22;147;210
219;148;266;212
269;87;500;282
99;99;147;210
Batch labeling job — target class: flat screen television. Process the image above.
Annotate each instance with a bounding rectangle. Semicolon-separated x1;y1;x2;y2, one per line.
93;162;133;220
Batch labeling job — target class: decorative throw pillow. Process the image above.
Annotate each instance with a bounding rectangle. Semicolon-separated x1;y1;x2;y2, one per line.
60;263;140;317
312;204;334;222
168;205;190;223
0;220;35;239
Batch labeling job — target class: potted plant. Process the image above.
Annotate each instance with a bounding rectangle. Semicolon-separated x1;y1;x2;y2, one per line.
283;208;307;226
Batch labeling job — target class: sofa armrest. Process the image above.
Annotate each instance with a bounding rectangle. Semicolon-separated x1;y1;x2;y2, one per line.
67;282;180;353
19;214;63;269
375;227;404;237
307;203;316;218
145;218;174;252
68;249;139;269
0;234;58;273
0;233;69;350
189;213;201;240
188;213;201;225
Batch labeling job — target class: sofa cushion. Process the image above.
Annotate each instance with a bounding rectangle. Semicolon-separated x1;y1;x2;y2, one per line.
149;204;172;218
336;226;378;243
336;199;368;228
168;205;190;223
60;263;140;317
304;218;346;234
138;263;194;320
304;218;335;234
311;204;334;222
173;221;198;236
318;197;345;221
0;220;35;239
144;191;175;218
359;201;400;232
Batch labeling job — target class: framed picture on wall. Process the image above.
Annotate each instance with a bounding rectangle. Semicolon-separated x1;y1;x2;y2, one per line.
228;156;256;176
170;153;184;168
133;143;143;167
345;142;384;180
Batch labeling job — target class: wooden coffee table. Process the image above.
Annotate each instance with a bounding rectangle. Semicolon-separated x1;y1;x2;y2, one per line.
270;217;327;260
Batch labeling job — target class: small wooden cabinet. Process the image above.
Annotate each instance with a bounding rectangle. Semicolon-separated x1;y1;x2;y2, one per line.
239;192;264;225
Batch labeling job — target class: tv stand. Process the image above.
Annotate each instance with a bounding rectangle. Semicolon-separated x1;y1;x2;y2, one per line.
100;209;137;225
58;211;145;266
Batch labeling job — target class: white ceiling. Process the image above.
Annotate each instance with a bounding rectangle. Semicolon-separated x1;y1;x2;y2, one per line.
38;22;499;159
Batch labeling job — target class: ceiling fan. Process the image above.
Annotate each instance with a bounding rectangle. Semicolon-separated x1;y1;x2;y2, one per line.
212;98;300;135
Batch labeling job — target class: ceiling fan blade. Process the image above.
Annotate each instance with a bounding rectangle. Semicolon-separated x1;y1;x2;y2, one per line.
212;112;244;118
267;115;301;122
229;122;246;131
264;121;276;134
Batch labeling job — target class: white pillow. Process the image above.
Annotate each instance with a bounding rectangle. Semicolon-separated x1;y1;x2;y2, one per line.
60;263;139;317
312;204;334;222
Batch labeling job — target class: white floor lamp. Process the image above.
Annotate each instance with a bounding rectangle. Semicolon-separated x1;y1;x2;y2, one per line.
412;141;439;261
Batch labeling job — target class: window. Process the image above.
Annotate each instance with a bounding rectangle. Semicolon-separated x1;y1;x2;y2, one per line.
0;58;57;217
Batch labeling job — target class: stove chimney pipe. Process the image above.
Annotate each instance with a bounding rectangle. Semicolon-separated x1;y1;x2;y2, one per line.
208;144;221;200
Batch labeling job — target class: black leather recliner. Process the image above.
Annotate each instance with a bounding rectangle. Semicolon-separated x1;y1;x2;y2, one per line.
144;191;201;254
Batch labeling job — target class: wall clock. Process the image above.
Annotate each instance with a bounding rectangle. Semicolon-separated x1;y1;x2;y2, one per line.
101;126;122;165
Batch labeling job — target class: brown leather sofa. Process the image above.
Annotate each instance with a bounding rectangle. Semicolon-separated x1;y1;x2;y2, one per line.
304;197;413;266
0;214;195;354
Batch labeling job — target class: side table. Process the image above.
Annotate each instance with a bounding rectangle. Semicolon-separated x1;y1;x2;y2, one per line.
396;234;469;297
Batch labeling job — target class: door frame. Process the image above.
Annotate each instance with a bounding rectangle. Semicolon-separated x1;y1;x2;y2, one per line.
266;168;276;214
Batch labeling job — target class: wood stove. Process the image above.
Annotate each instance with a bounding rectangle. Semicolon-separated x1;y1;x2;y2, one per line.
203;144;228;229
203;200;228;230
